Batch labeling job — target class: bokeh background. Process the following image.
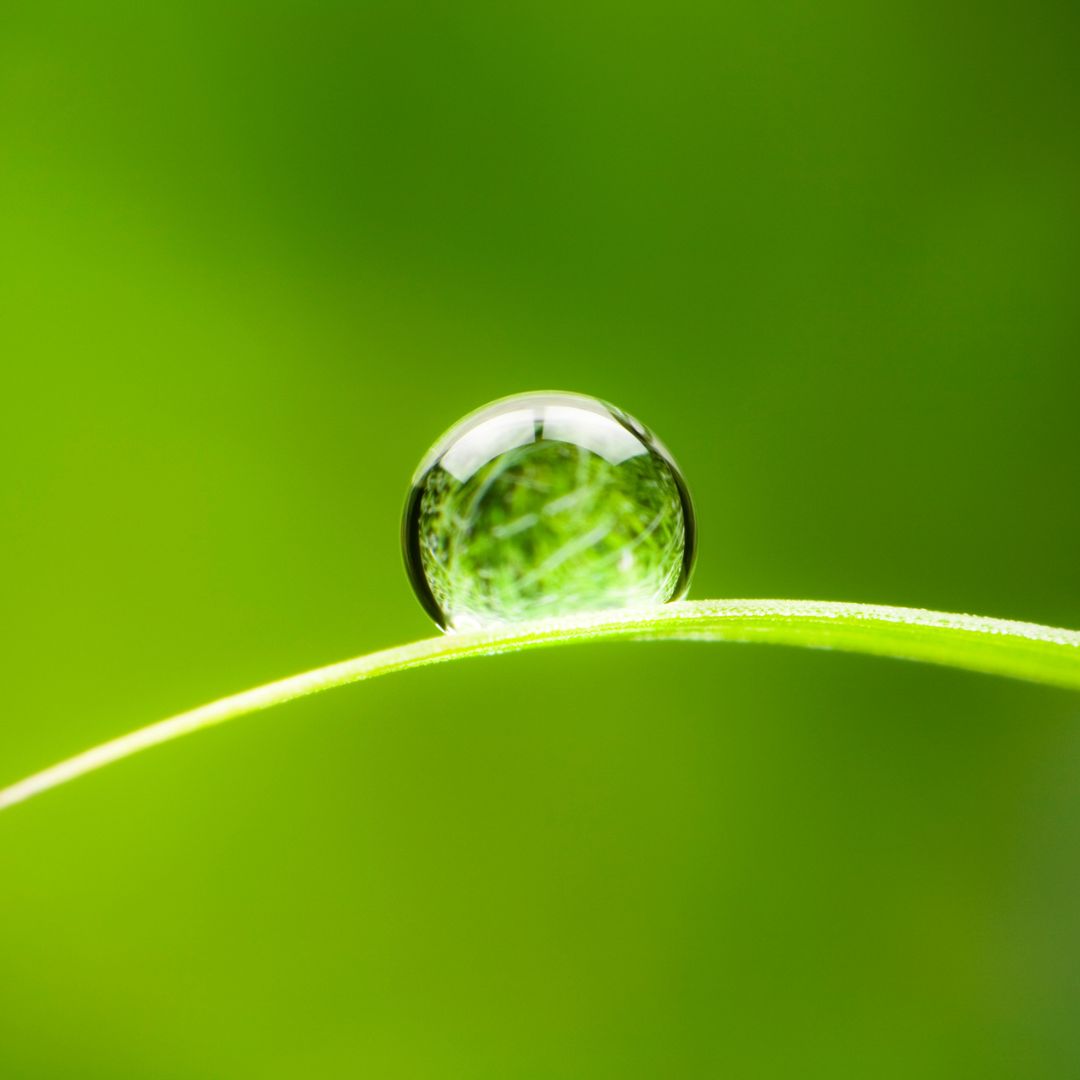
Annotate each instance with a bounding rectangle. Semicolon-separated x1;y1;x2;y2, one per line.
2;2;1079;1077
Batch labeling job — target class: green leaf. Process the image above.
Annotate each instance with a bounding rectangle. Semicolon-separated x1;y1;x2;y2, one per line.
2;600;1078;813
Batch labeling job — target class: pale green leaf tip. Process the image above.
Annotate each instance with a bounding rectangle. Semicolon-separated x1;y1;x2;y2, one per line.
2;600;1078;814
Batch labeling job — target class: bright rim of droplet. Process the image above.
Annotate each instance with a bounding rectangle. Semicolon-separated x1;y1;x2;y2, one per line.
403;391;696;632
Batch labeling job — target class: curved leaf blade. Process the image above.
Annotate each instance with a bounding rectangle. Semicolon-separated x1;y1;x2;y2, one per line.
2;600;1078;813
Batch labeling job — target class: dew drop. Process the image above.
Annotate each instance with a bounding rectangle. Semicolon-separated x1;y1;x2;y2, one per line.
403;391;696;632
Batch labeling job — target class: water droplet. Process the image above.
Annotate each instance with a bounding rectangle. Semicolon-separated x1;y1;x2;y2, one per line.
403;391;696;632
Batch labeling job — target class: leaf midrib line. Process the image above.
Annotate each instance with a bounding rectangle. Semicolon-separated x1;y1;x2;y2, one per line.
2;600;1079;814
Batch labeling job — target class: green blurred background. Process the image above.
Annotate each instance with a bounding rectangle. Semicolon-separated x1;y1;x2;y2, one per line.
2;2;1079;1076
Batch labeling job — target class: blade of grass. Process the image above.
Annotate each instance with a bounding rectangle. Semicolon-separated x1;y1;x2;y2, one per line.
2;599;1079;814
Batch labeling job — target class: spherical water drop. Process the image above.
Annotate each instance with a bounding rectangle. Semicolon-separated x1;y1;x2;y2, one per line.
403;391;696;632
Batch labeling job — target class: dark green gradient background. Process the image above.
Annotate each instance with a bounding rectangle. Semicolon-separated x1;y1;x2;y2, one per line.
2;2;1079;1077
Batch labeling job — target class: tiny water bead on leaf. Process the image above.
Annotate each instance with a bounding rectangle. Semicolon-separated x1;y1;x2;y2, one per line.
403;391;696;632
